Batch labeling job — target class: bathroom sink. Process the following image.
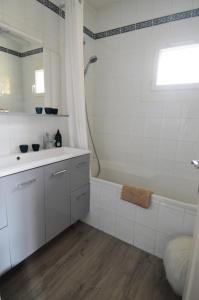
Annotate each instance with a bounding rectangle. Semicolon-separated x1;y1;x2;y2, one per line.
0;147;90;178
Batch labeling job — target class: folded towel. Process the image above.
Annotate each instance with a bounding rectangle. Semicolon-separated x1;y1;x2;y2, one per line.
121;185;153;209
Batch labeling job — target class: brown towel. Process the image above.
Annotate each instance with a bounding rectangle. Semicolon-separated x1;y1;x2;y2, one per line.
121;185;153;209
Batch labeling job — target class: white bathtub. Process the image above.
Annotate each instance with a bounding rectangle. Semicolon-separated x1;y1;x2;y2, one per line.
84;173;197;259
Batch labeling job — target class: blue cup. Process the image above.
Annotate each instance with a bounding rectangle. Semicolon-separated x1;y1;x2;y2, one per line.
19;145;28;153
44;107;53;114
52;108;58;115
35;107;43;114
32;144;40;152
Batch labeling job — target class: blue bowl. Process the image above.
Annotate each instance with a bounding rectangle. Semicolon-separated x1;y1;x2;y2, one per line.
45;107;53;114
19;145;28;153
35;107;43;114
52;108;58;115
32;144;40;152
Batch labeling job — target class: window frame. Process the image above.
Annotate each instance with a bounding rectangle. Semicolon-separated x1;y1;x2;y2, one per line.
153;43;199;91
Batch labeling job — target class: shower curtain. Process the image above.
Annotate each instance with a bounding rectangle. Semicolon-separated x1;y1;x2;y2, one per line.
65;0;88;149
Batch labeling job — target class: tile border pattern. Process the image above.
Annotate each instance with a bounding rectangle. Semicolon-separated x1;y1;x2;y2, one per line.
0;46;21;57
94;8;199;39
35;0;199;40
36;0;65;19
83;26;95;39
0;47;43;58
21;48;43;57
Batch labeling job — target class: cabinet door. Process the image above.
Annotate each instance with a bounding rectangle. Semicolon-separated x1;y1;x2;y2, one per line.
0;227;11;275
5;168;45;266
0;180;7;230
71;155;90;191
71;185;90;224
44;160;70;242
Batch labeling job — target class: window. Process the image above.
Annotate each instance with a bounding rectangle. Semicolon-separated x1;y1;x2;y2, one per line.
34;69;45;94
0;76;11;96
156;44;199;87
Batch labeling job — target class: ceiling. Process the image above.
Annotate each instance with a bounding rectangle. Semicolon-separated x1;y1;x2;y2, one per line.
85;0;120;9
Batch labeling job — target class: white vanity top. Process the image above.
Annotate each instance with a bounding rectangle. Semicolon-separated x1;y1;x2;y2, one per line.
0;147;90;178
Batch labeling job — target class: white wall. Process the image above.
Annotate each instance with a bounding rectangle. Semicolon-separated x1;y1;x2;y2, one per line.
84;0;199;204
0;0;68;156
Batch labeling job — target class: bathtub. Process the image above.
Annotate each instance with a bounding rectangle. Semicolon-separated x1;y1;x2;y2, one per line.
83;168;197;259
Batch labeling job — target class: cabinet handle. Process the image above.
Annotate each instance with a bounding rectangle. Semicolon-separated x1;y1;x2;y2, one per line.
52;169;67;176
76;192;87;200
16;178;37;189
76;161;87;168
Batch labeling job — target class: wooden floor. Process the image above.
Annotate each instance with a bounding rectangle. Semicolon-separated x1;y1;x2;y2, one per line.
0;222;181;300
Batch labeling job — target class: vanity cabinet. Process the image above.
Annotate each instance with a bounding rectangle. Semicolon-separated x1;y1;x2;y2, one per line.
5;168;45;266
0;228;11;275
71;155;90;191
0;154;90;274
71;184;90;224
71;155;90;225
44;160;71;242
0;182;11;275
0;181;7;230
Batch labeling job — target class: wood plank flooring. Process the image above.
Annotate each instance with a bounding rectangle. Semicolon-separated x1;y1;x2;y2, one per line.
0;222;181;300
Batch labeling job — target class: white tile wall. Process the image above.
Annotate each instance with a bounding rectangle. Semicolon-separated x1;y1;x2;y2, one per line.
84;0;199;204
84;178;197;259
0;115;68;156
94;0;192;29
0;0;68;155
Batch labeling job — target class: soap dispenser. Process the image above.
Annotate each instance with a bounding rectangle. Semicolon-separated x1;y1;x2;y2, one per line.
55;130;62;148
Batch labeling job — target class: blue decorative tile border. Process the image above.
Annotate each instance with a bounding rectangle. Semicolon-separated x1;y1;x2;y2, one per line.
0;46;21;57
20;48;43;57
83;26;95;39
93;8;199;40
0;47;43;57
34;0;199;40
36;0;65;18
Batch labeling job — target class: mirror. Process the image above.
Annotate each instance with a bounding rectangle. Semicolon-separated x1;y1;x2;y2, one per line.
0;24;62;115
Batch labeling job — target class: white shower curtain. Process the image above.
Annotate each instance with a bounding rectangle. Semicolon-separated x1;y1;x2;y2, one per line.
65;0;88;149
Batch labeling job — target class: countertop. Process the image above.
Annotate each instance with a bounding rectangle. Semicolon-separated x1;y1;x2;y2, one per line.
0;147;90;178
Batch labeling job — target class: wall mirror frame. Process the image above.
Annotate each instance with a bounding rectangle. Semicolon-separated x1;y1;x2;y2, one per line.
0;22;67;117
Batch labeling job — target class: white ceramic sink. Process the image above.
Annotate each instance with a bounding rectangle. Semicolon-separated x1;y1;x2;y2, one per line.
0;147;90;178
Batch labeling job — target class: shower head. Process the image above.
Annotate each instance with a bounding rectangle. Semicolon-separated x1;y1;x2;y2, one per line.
84;55;98;76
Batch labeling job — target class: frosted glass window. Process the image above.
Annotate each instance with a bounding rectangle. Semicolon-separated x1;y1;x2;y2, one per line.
35;69;45;94
156;44;199;86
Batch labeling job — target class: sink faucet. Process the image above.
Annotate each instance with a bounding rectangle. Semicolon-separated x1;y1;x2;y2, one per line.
43;132;55;149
